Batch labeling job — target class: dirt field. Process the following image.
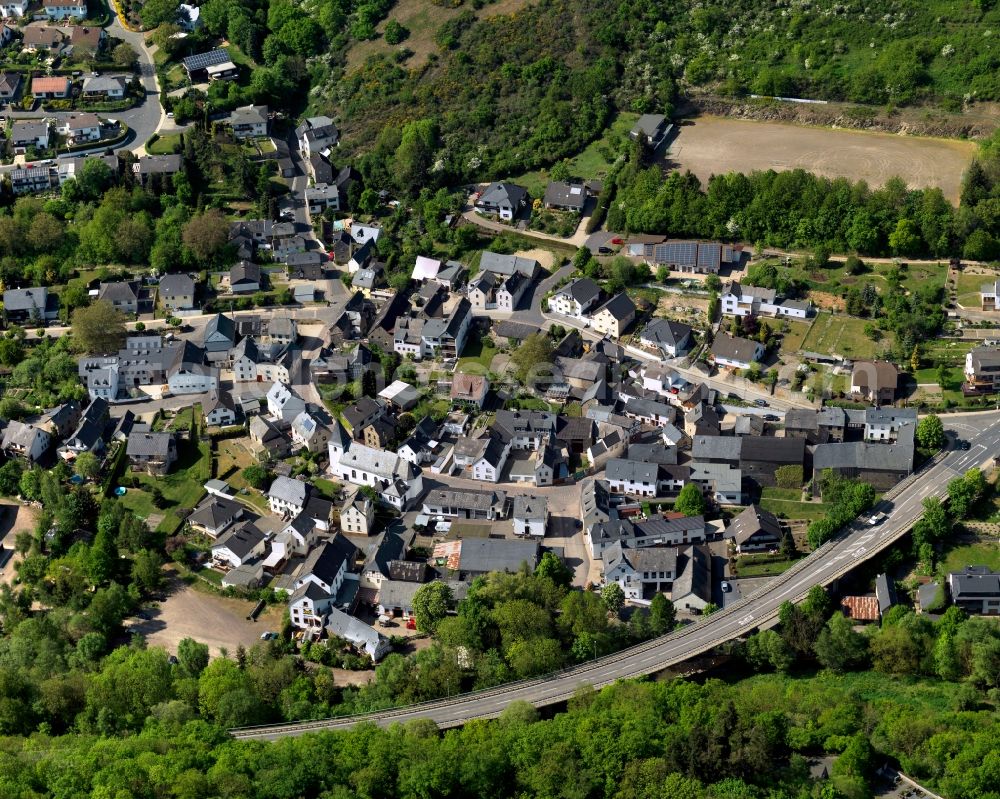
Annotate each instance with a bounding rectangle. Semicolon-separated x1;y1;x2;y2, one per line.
670;116;977;204
515;248;555;270
0;501;36;586
128;569;285;658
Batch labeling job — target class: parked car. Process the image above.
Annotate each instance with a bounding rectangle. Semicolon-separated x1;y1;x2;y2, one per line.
754;399;769;407
259;631;278;640
721;581;732;593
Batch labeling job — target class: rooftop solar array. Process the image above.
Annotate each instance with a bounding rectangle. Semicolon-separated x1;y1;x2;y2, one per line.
696;243;722;270
182;48;230;71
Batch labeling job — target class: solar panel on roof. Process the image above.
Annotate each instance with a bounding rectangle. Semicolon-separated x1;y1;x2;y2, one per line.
664;241;697;267
183;48;230;71
696;243;722;269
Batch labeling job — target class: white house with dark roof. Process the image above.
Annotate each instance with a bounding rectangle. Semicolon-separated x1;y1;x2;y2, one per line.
224;104;268;139
203;390;238;427
640;318;692;357
158;273;196;311
727;504;783;554
512;495;548;538
341;487;375;535
543;181;588;212
550;277;602;318
602;542;677;601
266;381;306;422
126;431;176;475
229;261;261;294
1;421;50;464
328;423;424;510
711;333;764;370
211;522;266;570
475;181;528;220
97;281;140;315
188;495;244;538
3;287;56;323
268;475;309;517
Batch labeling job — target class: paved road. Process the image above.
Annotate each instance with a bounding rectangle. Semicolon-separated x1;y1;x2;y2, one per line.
231;412;1000;740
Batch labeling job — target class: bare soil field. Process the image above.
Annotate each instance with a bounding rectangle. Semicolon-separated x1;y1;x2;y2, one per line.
514;248;555;270
128;569;285;657
347;0;530;71
669;116;977;204
0;501;37;586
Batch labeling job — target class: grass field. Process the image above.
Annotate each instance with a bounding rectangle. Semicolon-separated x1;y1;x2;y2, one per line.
777;319;813;353
759;497;832;522
939;542;1000;579
118;437;210;526
800;311;890;359
146;132;182;155
735;554;801;578
763;258;947;305
953;271;1000;308
510;111;638;196
457;335;498;373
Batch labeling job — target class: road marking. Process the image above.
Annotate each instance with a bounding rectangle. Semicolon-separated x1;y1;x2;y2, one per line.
852;546;867;558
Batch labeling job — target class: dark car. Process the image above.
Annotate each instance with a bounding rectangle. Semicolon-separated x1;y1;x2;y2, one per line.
598;246;612;254
763;414;780;421
754;399;768;407
960;440;970;450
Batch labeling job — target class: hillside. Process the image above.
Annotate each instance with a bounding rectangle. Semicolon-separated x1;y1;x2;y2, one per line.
315;0;1000;184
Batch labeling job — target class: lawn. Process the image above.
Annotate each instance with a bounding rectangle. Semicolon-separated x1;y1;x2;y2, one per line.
938;542;1000;579
215;438;255;490
920;339;979;368
761;487;804;502
913;365;964;389
777;319;813;353
457;335;498;373
313;479;343;501
799;311;891;359
117;437;210;526
509;111;639;197
734;554;801;578
952;271;996;308
146;132;183;155
759;497;832;522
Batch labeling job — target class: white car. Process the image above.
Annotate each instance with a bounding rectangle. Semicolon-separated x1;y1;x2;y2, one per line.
868;512;887;527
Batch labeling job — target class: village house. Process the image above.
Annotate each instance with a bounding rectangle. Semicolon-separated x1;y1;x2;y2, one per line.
812;441;914;492
602;542;677;601
512;495;548;538
629;113;672;148
590;293;636;337
97;281;140;315
720;282;811;319
640;318;692;358
3;287;56;323
980;280;1000;312
202;391;238;427
341;488;375;535
82;74;127;99
638;240;739;275
9;120;50;152
126;432;176;475
964;345;1000;395
31;76;71;100
188;495;244;538
229;261;261;294
1;421;50;464
56;113;101;144
711;333;764;370
586;515;706;560
158;273;196;311
450;373;489;408
947;566;1000;615
542;180;589;212
475;181;528;221
211;521;266;570
42;0;86;20
295;115;339;157
223;104;268;139
727;505;784;554
850;361;899;405
268;475;309;517
549;278;602;318
0;72;22;101
328;423;425;511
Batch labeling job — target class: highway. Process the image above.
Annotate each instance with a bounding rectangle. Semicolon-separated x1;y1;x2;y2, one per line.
231;413;1000;741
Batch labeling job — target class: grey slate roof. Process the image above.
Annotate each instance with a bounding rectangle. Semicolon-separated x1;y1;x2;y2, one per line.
672;544;712;603
458;538;539;574
642;318;692;348
513;494;547;521
214;521;264;558
159;273;195;299
595;292;635;322
605;458;659;485
188;495;243;531
268;475;309;507
542;181;587;210
126;431;173;461
813;441;914;472
726;505;782;546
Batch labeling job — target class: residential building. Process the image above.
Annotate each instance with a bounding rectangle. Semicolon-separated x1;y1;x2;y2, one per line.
964;346;1000;395
947;566;1000;615
981;280;999;312
126;432;176;475
293;537;352;603
203;390;238;427
133;154;182;185
672;545;713;611
512;495;547;538
711;333;764;370
542;181;588;212
295;115;338;158
341;397;384;439
266;381;306;422
229;261;261;294
591;293;636;337
586;515;706;559
478;250;540;279
720;282;811;319
0;0;28;18
471;435;511;483
211;522;266;569
9;166;54;195
268;475;309;517
850;361;899;405
550;277;602;317
689;461;744;505
739;436;805;489
434;537;540;580
224;104;268;138
1;421;50;464
82;74;127;99
42;0;87;20
291;411;330;453
9;120;49;151
56;113;101;144
36;400;83;440
421;297;472;359
305;182;340;214
31;75;71;99
97;281;140;314
328;426;425;511
341;488;375;535
0;72;22;101
629;113;671;148
474;181;528;220
450;373;489;408
248;415;291;459
606;458;675;497
3;287;56;323
640;318;692;358
188;495;244;538
603;542;677;601
378;380;419;412
864;408;917;444
166;361;218;395
325;607;390;662
727;505;783;554
783;407;847;445
57;153;118;186
158;273;196;311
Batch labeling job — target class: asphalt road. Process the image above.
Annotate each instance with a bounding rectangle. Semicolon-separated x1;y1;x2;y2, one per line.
231;412;1000;740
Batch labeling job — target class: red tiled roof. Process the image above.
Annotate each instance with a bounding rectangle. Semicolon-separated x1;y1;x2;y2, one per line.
32;76;70;93
841;595;880;621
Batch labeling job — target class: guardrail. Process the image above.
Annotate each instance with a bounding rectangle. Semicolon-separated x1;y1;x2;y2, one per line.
230;447;959;739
